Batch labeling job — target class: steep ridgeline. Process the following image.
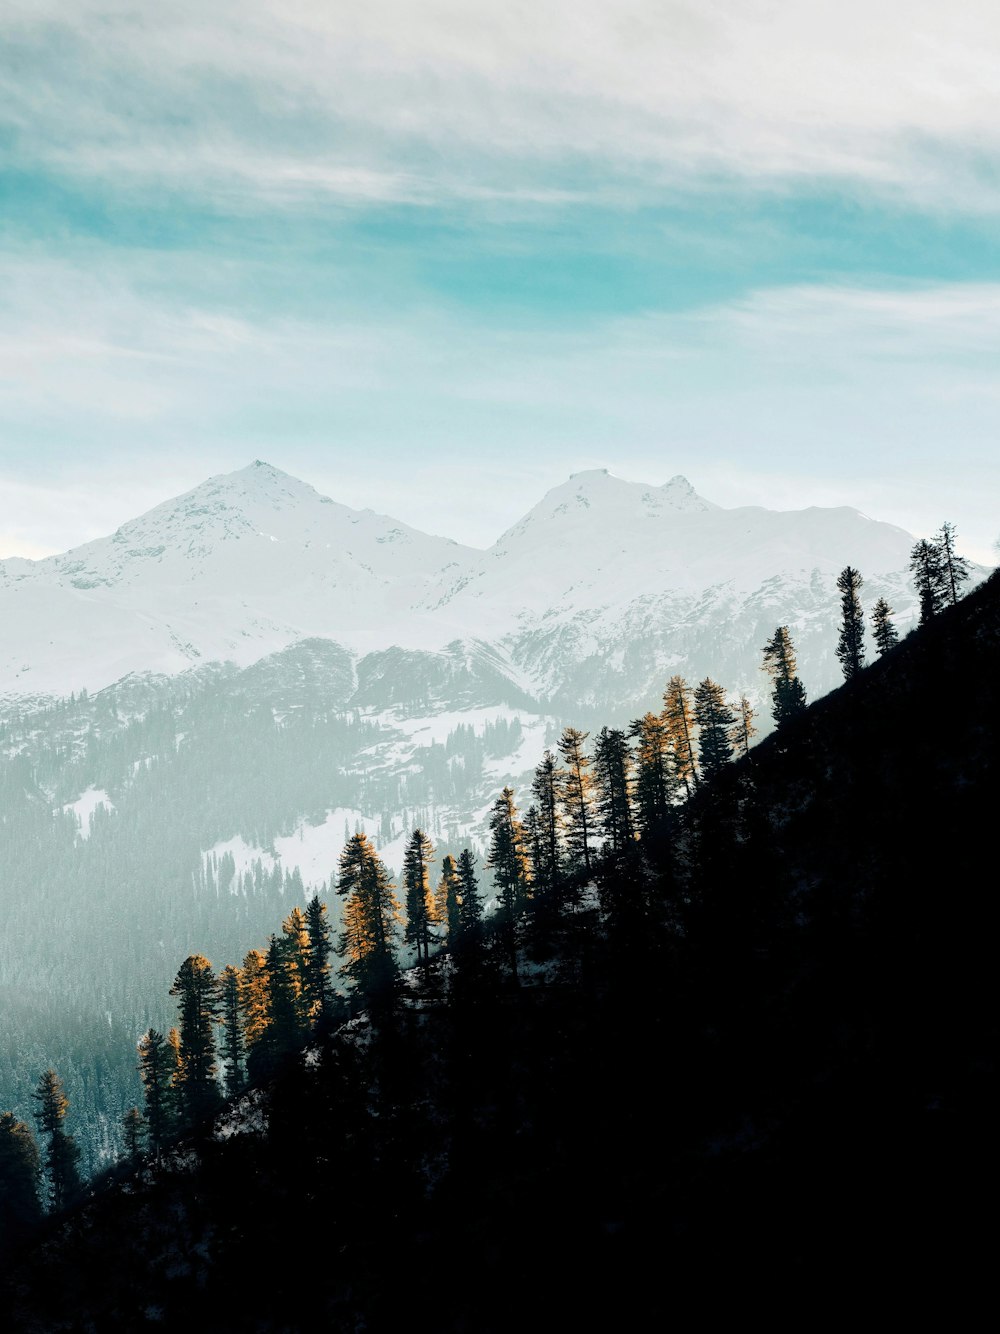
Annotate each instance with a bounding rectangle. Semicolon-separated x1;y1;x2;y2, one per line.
1;461;926;709
4;570;997;1332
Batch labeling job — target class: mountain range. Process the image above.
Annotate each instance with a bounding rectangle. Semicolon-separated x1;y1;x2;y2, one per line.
1;460;926;708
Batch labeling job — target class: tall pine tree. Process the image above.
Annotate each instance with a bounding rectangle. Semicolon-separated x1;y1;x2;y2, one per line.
628;711;673;832
762;626;808;728
870;596;899;656
835;566;866;680
662;676;699;797
336;833;402;1005
530;750;564;908
32;1070;81;1211
303;896;333;1019
487;787;531;980
137;1028;177;1152
693;679;735;780
935;521;971;606
218;964;245;1097
593;726;635;851
557;727;595;875
402;828;437;973
910;538;947;625
168;955;221;1127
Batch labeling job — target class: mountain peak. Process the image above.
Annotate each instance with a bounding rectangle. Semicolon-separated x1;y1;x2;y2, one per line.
660;474;718;512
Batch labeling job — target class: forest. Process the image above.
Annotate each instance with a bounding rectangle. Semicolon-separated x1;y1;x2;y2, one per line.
1;531;995;1327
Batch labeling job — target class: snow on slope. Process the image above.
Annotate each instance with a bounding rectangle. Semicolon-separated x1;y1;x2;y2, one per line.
425;469;917;632
0;462;475;695
0;461;931;702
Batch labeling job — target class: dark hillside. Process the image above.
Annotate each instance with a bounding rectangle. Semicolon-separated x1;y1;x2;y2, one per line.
4;572;998;1330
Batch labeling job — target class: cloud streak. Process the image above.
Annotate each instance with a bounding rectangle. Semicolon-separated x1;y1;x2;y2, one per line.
5;1;1000;209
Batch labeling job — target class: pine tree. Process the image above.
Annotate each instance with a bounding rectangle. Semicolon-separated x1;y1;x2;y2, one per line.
487;786;531;979
730;695;757;760
218;964;245;1098
628;712;673;832
456;848;483;940
909;538;947;625
870;597;899;656
761;626;808;727
303;896;333;1019
557;727;595;875
402;828;437;972
935;521;971;606
255;934;304;1072
168;954;221;1127
239;949;270;1062
137;1029;177;1152
281;905;312;1024
437;854;463;946
336;832;402;1004
530;750;564;908
835;566;866;680
693;679;736;780
32;1070;81;1211
593;726;635;851
122;1108;144;1166
662;676;699;796
0;1111;41;1239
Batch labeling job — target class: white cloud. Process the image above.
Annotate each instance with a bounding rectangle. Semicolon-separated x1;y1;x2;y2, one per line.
4;1;1000;207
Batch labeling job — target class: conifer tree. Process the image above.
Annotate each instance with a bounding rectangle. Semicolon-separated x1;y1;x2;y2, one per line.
336;832;402;1003
281;905;312;1025
239;949;270;1061
0;1111;41;1239
32;1069;81;1210
935;521;971;606
303;896;333;1019
870;597;899;656
168;954;221;1127
761;626;808;727
909;538;947;625
662;676;699;796
402;828;437;972
456;848;483;941
693;679;736;780
122;1108;144;1166
487;786;531;979
628;712;673;832
593;726;635;851
137;1029;176;1152
437;854;463;946
255;935;304;1072
835;566;866;680
557;727;595;875
218;964;245;1097
730;695;757;760
530;750;564;907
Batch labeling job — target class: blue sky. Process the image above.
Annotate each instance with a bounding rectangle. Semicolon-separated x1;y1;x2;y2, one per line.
2;1;999;559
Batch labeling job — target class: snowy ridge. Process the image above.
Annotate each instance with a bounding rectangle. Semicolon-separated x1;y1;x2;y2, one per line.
0;461;933;703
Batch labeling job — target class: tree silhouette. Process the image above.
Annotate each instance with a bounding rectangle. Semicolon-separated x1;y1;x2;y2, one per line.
557;727;595;875
835;566;866;680
693;679;735;780
762;626;807;727
168;955;221;1127
870;597;899;657
336;833;401;1006
32;1070;81;1210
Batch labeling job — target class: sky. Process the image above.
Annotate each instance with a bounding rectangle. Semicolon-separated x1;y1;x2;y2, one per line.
1;1;999;561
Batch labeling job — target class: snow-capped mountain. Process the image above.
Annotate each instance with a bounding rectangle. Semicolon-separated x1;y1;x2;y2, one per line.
0;461;474;696
1;460;929;705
